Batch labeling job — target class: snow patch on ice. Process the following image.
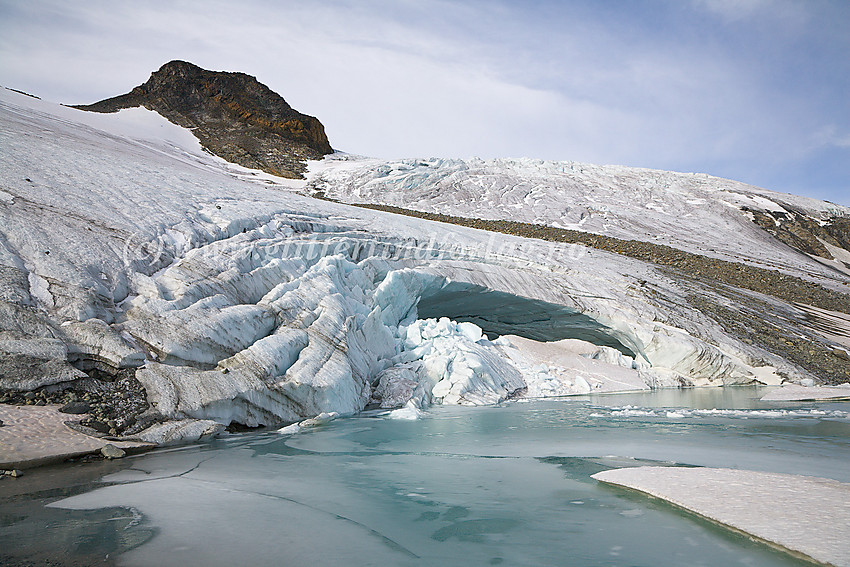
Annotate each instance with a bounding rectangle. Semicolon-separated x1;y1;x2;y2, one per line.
27;272;53;308
592;467;850;567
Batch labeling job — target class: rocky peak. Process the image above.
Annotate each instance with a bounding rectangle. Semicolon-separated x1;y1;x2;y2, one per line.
73;60;333;178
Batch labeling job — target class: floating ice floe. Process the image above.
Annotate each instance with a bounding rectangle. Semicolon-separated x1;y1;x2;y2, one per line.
592;466;850;567
277;412;339;434
760;383;850;401
590;405;850;420
387;400;424;420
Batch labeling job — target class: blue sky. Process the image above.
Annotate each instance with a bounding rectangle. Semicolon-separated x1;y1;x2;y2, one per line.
1;0;848;205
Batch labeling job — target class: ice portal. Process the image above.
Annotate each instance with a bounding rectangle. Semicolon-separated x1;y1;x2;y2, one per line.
416;280;637;357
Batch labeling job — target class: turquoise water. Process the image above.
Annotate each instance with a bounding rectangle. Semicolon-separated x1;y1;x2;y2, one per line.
2;387;849;566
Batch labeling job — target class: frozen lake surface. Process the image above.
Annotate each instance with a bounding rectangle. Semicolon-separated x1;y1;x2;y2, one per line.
2;387;849;566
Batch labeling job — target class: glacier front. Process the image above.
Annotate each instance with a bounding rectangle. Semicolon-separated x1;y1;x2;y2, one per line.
0;87;837;440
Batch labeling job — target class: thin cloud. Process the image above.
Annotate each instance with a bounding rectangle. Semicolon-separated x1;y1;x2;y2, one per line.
0;0;847;204
691;0;805;23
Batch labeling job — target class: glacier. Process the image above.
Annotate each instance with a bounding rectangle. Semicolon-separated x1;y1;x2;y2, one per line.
1;86;842;441
306;154;850;287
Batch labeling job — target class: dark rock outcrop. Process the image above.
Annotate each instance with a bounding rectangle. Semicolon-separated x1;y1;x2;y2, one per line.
73;60;333;178
743;206;850;268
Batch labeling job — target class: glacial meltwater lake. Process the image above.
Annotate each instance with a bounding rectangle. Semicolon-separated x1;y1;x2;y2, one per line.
2;387;849;566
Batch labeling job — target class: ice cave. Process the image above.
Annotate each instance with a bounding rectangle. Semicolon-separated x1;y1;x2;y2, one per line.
416;280;638;357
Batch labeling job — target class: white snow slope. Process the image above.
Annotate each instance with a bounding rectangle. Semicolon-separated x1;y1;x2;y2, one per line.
0;88;838;436
307;155;850;289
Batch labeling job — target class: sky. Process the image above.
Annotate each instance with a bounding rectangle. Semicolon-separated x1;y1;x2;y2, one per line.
0;0;848;205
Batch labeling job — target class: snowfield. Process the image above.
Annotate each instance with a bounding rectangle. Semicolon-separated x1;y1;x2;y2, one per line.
307;155;850;287
0;88;844;440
